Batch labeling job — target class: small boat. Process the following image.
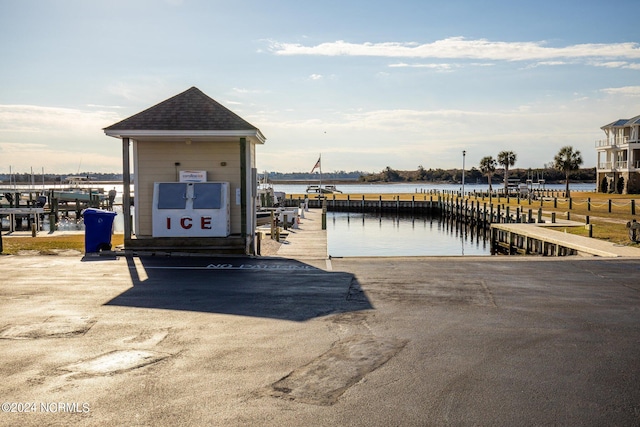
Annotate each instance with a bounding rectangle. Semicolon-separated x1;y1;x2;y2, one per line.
306;184;342;194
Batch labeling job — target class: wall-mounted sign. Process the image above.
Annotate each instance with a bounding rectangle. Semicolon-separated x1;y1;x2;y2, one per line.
179;170;207;182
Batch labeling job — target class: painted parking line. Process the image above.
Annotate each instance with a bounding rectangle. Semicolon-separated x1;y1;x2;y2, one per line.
206;263;319;270
128;262;320;271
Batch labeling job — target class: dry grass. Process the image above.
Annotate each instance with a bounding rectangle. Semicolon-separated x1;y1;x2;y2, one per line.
1;234;125;255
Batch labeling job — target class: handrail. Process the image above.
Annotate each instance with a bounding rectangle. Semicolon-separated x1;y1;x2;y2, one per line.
595;136;630;147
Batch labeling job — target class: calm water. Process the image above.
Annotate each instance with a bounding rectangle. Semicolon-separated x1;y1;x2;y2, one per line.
327;212;491;257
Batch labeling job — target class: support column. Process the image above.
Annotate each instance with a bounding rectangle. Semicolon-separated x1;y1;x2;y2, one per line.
240;137;248;252
122;137;132;241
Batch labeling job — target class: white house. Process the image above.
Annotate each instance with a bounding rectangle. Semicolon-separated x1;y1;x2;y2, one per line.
596;115;640;194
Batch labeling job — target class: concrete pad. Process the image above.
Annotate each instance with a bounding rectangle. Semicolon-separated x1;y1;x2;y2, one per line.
0;316;95;340
61;350;169;376
268;334;407;405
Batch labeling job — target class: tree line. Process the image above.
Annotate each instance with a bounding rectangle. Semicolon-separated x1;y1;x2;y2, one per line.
360;146;589;196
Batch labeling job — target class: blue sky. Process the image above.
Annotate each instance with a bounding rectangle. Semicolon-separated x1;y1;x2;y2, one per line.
1;0;639;174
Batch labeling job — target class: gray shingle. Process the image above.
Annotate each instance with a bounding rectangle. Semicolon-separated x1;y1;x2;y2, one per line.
104;87;258;132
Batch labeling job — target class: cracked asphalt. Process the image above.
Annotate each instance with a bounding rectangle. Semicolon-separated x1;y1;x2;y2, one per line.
1;254;639;426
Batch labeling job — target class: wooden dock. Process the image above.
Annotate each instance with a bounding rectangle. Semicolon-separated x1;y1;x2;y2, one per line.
273;208;328;260
491;223;640;257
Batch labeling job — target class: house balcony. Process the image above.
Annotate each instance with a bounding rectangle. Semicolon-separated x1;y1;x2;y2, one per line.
595;136;629;148
598;160;640;171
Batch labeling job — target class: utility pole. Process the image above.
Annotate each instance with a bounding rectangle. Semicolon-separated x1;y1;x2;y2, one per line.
462;150;466;196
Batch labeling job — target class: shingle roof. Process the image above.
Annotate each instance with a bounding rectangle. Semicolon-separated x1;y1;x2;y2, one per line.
602;115;640;128
104;86;259;132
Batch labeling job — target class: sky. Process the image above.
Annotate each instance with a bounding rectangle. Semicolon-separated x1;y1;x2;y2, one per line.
1;0;639;175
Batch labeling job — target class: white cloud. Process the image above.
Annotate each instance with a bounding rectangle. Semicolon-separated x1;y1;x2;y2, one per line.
592;61;640;69
389;62;454;71
309;74;323;80
268;37;640;62
0;141;121;173
254;98;620;172
232;87;271;94
0;104;120;133
86;104;125;109
0;104;123;173
600;86;640;96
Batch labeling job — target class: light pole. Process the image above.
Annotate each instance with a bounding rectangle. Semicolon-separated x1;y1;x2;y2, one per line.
462;150;466;196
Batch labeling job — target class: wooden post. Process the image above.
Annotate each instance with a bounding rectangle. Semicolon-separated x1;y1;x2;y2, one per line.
322;200;327;230
632;199;636;215
608;199;612;213
256;231;262;255
240;137;247;240
270;210;275;240
587;198;591;211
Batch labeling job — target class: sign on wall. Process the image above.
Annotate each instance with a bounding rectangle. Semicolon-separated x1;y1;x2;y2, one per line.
179;170;207;182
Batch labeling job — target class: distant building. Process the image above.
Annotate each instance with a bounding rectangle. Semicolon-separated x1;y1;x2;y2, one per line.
596;115;640;194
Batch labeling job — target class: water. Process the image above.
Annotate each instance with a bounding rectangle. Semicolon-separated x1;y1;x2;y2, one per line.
327;212;491;257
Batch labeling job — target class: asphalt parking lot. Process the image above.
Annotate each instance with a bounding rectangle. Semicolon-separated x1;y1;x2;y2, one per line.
1;254;639;426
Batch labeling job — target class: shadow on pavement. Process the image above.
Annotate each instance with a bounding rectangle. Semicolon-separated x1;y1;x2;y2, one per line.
105;256;373;321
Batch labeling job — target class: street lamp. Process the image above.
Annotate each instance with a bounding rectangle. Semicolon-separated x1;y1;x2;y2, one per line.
462;150;466;196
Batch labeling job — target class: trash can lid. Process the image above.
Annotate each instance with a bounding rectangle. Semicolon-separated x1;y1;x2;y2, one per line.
83;208;117;216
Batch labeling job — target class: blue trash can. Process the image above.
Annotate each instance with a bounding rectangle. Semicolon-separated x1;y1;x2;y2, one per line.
83;208;117;253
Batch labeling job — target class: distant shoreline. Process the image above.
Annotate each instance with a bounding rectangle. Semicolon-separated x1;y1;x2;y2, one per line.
269;179;596;185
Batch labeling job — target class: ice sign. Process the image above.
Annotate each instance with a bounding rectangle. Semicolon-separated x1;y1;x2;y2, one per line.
152;182;230;237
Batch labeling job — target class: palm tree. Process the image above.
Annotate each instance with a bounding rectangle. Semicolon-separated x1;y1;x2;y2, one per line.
479;156;497;194
497;150;517;194
554;146;583;197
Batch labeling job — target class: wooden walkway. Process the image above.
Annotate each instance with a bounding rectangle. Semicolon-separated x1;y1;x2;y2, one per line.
491;223;640;257
275;208;328;260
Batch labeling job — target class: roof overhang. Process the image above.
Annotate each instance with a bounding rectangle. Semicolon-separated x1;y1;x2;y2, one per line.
104;129;266;144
